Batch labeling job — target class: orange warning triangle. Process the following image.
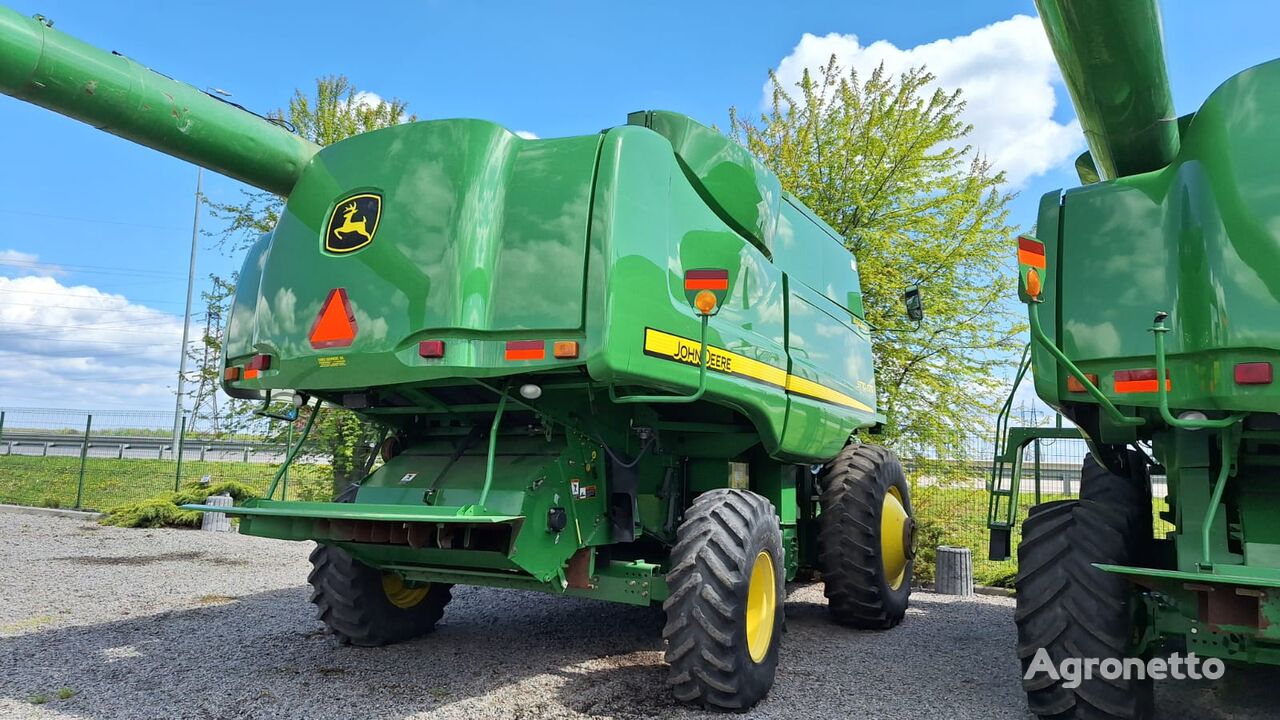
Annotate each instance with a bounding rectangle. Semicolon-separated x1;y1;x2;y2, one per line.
309;288;357;349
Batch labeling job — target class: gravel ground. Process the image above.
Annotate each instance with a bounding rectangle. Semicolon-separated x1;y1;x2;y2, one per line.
0;513;1276;720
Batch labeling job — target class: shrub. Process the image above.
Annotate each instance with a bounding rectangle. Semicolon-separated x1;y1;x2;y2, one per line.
99;480;259;529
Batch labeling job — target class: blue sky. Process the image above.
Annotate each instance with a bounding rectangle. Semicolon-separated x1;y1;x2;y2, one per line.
1;1;1278;412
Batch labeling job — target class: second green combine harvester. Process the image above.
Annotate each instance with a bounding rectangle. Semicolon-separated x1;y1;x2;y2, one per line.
997;1;1280;718
0;6;921;709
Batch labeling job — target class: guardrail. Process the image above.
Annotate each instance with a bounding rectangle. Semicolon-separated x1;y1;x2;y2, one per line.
0;431;286;462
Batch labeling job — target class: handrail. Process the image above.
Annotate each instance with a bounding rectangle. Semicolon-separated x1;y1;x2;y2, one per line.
264;397;320;500
1150;313;1245;430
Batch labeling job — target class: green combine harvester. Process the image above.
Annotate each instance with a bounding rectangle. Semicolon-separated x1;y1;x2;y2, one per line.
992;1;1280;718
0;6;922;709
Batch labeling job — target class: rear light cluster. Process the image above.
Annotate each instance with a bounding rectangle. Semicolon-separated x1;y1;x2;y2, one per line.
225;354;272;382
415;340;581;361
1113;369;1170;394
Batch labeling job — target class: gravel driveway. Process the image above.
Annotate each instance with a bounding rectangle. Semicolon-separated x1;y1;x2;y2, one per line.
0;512;1274;719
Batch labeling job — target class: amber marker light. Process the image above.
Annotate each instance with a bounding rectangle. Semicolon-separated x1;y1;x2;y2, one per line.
694;290;718;315
1025;268;1042;299
1066;373;1097;393
553;341;579;359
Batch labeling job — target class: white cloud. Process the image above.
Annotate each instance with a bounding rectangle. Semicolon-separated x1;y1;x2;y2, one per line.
514;130;539;140
0;274;185;410
351;91;384;110
0;248;64;276
769;14;1083;186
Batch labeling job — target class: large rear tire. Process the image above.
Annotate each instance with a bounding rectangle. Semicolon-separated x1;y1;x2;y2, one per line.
663;489;784;711
1016;489;1153;718
817;443;915;628
308;484;452;646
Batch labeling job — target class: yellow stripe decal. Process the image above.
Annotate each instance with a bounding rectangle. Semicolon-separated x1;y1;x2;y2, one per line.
784;374;873;413
641;328;873;413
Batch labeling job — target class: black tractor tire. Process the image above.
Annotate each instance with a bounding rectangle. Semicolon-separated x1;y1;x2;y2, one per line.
663;489;785;711
1079;451;1154;559
1016;497;1153;720
817;443;914;629
308;484;452;646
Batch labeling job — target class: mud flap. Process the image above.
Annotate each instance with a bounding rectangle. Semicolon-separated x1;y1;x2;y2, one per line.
609;459;638;543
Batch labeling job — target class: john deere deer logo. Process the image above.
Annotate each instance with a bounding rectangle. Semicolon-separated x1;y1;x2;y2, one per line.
325;193;382;253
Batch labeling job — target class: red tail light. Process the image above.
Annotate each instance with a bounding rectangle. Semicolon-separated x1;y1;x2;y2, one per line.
1234;362;1273;385
418;340;445;359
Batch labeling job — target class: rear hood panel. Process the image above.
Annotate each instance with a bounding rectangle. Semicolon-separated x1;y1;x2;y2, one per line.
226;120;600;389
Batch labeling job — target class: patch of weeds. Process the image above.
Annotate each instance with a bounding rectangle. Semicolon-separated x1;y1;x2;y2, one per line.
1;615;57;634
429;687;450;699
28;694;48;705
99;480;259;529
196;594;237;605
56;687;77;700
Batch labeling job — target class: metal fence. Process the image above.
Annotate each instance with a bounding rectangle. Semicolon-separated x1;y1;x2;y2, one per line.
0;407;325;512
0;406;1100;583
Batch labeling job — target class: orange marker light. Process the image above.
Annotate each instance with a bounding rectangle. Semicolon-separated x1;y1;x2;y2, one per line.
223;367;241;382
1066;373;1098;393
1025;268;1042;299
694;290;718;315
553;341;579;359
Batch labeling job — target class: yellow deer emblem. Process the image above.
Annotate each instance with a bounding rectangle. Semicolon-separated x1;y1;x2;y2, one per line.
325;193;381;253
333;202;373;242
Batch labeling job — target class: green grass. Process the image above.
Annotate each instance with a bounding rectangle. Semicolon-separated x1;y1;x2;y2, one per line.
0;455;330;512
910;484;1073;588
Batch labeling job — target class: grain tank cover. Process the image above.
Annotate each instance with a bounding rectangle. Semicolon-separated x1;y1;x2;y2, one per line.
628;110;781;256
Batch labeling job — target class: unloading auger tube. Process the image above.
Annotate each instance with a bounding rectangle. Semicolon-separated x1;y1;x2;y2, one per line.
0;6;318;195
1034;0;1179;181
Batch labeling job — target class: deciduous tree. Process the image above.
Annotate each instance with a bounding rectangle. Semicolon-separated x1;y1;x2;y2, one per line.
731;58;1022;447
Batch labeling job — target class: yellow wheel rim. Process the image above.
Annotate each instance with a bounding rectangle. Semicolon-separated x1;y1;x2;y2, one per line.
381;573;429;609
745;550;777;663
881;487;913;591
